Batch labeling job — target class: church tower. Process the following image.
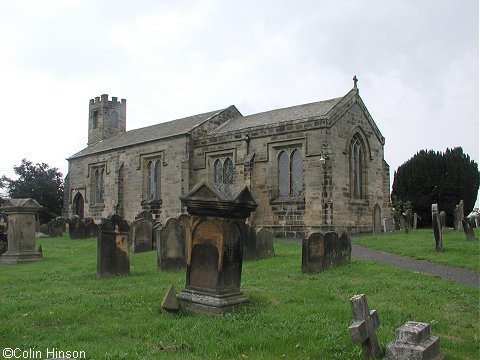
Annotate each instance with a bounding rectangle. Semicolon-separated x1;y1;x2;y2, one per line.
88;94;126;146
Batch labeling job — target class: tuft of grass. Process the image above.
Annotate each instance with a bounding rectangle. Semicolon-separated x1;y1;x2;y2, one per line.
353;228;480;272
0;236;478;359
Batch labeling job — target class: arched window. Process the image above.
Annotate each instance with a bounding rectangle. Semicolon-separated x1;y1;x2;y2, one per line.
350;135;365;199
278;151;290;197
214;159;223;184
95;169;104;204
147;160;161;201
291;150;303;197
224;158;234;184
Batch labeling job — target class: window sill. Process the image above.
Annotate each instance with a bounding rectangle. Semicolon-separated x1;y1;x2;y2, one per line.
141;199;163;206
270;196;305;205
349;199;369;206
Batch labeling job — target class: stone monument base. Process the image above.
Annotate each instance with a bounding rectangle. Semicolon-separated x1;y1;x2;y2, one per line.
177;288;249;314
2;250;43;264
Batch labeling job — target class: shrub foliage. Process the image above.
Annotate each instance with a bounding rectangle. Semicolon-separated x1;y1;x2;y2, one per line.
391;147;479;227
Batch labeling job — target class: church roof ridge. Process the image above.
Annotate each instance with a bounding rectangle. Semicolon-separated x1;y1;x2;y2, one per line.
210;96;343;134
68;107;228;159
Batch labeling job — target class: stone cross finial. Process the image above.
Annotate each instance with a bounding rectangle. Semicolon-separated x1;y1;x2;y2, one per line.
353;75;358;88
348;294;381;359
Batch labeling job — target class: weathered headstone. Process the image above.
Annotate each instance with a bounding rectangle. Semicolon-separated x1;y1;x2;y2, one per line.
454;200;464;231
255;228;275;259
161;284;179;312
462;218;476;241
372;204;382;235
177;182;257;313
97;214;130;277
1;199;44;264
431;204;442;252
131;218;153;252
383;217;395;232
348;294;380;359
48;217;67;237
439;211;446;232
413;213;418;230
242;224;258;260
0;231;7;255
385;321;445;360
302;231;351;273
156;217;186;271
84;218;99;238
39;223;49;235
69;215;85;239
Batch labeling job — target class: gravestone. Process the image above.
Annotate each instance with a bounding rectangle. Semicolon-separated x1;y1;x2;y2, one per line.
1;198;44;264
161;284;179;312
0;212;7;232
131;218;153;252
453;200;464;231
348;294;380;359
39;223;49;235
385;321;445;360
383;218;395;232
156;217;186;271
413;213;418;230
69;215;85;239
177;182;257;313
476;217;480;229
84;218;99;238
439;211;446;232
97;214;130;277
461;218;476;241
242;224;258;260
302;231;351;273
431;204;442;252
255;228;275;259
48;217;67;237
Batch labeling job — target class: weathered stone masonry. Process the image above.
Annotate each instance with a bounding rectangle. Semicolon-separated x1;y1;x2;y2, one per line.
63;87;390;237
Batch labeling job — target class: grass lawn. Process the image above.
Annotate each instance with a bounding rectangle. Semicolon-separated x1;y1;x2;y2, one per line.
353;228;480;273
0;236;478;359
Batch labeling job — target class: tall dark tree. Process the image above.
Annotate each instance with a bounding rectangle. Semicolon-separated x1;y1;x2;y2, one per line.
0;159;64;224
392;147;479;227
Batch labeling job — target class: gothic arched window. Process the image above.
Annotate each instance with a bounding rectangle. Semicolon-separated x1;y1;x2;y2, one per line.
349;135;365;199
278;151;290;197
95;168;104;204
147;160;161;201
224;158;234;184
291;150;303;197
214;159;223;184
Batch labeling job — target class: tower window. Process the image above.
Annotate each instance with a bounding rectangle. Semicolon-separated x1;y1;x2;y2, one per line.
93;110;99;129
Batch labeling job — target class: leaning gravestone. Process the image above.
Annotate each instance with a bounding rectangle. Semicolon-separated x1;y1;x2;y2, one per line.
461;218;476;241
385;321;445;360
131;218;153;253
84;218;99;238
431;204;443;252
383;218;395;232
177;182;257;313
69;215;85;239
1;198;43;264
256;228;275;259
302;231;351;273
156;217;186;271
348;294;381;359
97;214;130;277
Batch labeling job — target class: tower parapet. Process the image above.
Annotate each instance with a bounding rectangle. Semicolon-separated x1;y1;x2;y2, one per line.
88;94;126;146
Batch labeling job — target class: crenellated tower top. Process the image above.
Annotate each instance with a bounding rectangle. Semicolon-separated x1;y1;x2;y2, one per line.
88;94;126;146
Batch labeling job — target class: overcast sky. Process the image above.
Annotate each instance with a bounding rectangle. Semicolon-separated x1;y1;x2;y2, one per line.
0;0;478;205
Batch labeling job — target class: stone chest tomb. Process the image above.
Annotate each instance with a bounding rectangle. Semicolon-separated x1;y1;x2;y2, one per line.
176;182;257;313
1;198;44;264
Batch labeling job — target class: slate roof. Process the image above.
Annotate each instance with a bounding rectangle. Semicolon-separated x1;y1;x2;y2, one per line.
211;96;343;134
69;108;226;159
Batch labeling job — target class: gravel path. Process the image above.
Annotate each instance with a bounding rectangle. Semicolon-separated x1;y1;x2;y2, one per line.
276;238;479;287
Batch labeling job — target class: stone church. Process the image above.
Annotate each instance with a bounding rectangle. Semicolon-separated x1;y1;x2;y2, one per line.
63;81;390;237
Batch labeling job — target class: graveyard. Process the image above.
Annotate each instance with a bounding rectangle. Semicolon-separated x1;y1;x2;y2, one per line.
0;231;478;359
